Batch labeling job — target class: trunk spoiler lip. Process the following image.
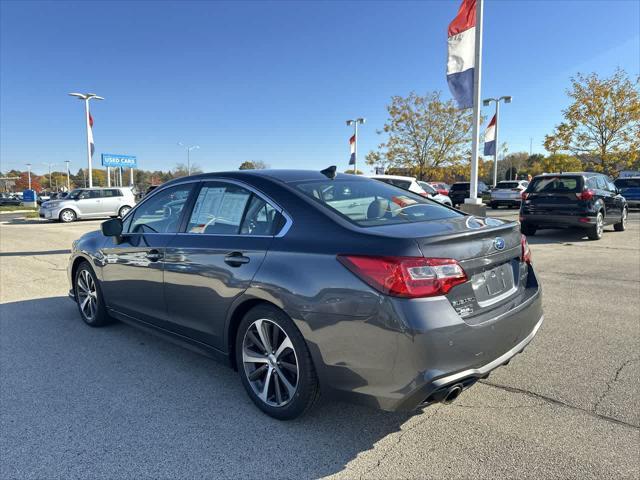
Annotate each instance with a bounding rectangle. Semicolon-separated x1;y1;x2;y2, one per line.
416;219;519;245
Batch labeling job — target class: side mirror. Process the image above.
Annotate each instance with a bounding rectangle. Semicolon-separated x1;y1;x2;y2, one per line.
101;218;123;237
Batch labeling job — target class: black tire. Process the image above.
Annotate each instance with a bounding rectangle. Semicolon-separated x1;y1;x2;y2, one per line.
74;261;113;327
587;211;604;240
614;207;628;232
235;304;320;420
118;205;132;218
490;203;498;210
59;208;77;223
521;223;537;236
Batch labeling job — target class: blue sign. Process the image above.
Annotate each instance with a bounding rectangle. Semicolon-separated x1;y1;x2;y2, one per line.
101;153;137;168
23;189;36;202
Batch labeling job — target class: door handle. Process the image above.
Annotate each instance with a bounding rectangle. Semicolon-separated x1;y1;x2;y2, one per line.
224;252;250;266
146;249;163;262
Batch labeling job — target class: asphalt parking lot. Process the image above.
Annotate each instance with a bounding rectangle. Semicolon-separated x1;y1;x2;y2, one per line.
1;211;639;479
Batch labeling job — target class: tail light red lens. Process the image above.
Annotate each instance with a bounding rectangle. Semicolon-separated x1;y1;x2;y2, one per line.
576;188;595;201
521;192;529;200
337;255;467;298
521;234;532;264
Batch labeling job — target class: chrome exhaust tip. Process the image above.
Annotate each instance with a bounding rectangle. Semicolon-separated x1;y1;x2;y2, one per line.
442;384;463;404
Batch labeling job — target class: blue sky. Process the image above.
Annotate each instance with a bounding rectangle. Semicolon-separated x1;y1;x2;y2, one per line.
1;0;639;175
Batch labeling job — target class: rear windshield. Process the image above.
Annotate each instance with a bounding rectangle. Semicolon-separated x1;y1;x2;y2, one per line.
293;179;462;227
496;182;520;189
528;176;582;193
615;178;640;188
450;183;470;191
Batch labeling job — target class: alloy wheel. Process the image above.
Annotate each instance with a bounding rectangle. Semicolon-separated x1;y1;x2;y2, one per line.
596;213;604;237
242;318;299;407
76;269;98;321
119;206;131;217
61;210;75;222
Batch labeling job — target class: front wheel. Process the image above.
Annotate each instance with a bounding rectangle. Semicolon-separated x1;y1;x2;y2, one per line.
587;211;604;240
59;209;77;223
614;208;628;231
74;262;113;327
235;304;319;420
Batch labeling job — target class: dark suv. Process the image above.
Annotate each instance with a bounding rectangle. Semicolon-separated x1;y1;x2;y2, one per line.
520;172;628;240
449;181;490;207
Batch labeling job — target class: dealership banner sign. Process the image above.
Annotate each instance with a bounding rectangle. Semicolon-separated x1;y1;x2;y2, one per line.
101;153;137;168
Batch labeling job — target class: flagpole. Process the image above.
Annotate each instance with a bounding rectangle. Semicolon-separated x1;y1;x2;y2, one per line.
493;100;499;186
84;98;93;188
466;0;483;205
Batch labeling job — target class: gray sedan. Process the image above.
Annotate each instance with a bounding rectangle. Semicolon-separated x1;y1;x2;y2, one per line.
67;169;543;420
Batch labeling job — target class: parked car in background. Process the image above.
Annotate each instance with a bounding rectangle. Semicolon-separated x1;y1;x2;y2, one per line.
520;172;628;240
427;182;450;196
489;180;529;209
417;181;453;206
368;174;428;196
39;187;136;222
68;169;542;420
448;181;491;207
0;194;23;206
614;177;640;208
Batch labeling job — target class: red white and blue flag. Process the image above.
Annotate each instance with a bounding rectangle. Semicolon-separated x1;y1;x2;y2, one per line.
447;0;476;109
88;113;95;157
349;134;356;165
483;114;496;156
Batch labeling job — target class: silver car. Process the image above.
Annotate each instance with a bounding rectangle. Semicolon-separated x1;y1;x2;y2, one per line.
39;187;136;222
489;180;529;209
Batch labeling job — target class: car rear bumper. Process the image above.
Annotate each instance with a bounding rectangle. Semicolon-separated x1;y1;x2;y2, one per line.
305;267;543;412
520;212;596;227
491;199;521;206
626;199;640;207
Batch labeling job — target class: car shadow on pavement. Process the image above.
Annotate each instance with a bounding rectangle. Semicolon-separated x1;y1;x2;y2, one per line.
0;249;71;257
1;296;415;479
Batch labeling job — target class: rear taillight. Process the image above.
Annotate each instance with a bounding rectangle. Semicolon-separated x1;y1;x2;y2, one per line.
576;188;595;201
521;192;529;200
337;255;467;298
521;234;532;264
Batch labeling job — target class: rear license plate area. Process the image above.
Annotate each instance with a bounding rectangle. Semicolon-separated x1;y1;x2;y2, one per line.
471;262;516;306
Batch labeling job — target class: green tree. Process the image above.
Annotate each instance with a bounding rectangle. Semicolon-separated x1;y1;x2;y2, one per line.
544;69;640;173
239;160;268;170
365;91;475;180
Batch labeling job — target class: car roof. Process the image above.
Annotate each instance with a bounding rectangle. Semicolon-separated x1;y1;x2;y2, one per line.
535;172;601;177
163;169;376;187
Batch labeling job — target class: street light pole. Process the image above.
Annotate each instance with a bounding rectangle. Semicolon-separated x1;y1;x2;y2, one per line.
26;163;32;190
483;95;512;186
65;160;71;191
177;142;200;176
345;118;366;174
69;93;104;188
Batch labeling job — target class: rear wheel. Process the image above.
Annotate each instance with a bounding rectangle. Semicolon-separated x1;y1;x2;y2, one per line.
614;207;628;232
235;304;319;420
118;205;132;218
490;203;498;209
521;223;536;236
74;262;113;327
587;211;604;240
59;209;76;223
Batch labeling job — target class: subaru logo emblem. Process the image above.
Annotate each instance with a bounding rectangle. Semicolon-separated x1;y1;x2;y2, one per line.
494;237;506;250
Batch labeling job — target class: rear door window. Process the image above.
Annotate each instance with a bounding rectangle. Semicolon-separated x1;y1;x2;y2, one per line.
529;176;581;193
187;183;251;235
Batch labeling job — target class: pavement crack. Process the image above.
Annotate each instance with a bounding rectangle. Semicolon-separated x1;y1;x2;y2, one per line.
480;380;639;430
359;406;442;479
593;357;639;414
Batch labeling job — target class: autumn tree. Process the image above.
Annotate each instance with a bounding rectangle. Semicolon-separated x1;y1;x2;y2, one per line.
239;160;268;170
544;69;640;173
365;91;475;180
173;163;203;177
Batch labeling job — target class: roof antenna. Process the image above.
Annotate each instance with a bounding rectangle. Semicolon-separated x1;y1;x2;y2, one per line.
321;165;337;179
